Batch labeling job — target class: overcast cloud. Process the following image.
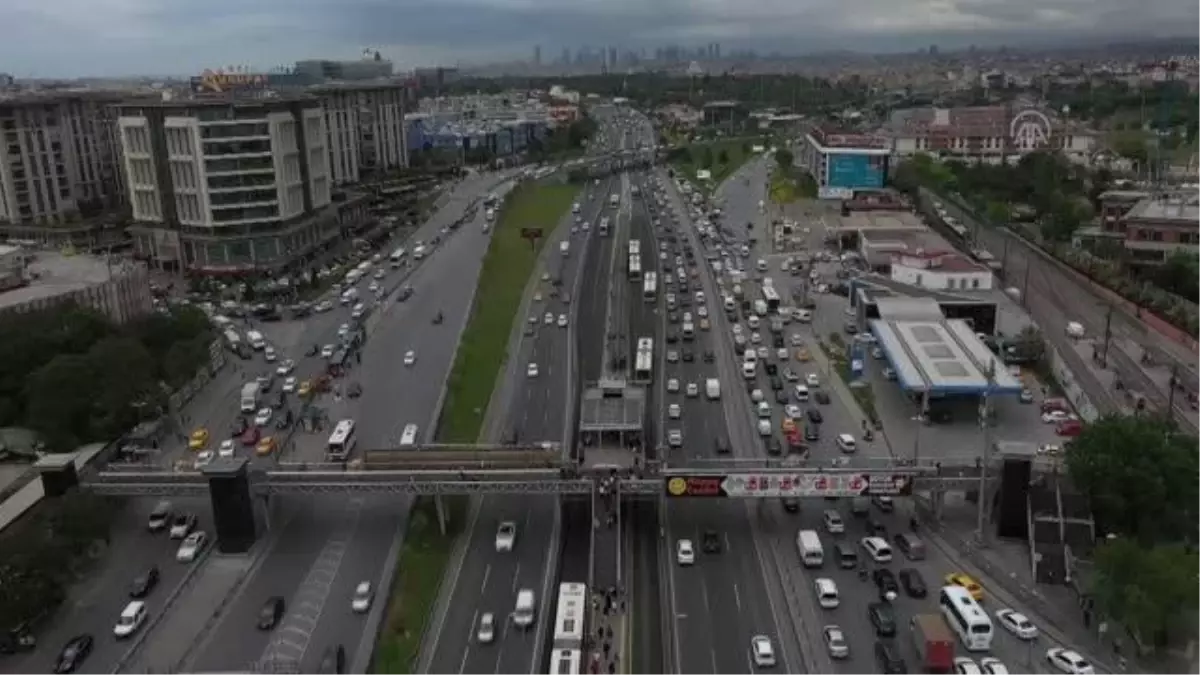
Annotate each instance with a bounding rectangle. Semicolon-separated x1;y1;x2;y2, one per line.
2;0;1196;78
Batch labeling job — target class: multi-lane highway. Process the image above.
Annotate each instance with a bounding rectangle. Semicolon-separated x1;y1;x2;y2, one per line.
423;176;615;675
183;174;512;674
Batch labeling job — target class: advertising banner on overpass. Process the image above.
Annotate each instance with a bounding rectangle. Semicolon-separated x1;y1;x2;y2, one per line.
664;472;913;498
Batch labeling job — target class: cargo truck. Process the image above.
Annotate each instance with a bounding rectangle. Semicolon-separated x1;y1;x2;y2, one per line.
910;614;955;673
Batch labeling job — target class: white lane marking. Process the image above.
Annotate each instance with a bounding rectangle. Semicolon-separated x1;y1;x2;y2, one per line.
733;582;742;613
480;563;491;593
511;563;521;591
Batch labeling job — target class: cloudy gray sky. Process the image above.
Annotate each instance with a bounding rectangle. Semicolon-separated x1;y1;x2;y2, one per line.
3;0;1196;78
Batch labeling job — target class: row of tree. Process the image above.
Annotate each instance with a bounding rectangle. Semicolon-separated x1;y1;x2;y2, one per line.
1065;415;1199;650
0;303;214;452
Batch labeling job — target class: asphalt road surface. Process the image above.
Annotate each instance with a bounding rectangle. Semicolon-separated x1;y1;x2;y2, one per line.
423;177;612;675
187;176;506;674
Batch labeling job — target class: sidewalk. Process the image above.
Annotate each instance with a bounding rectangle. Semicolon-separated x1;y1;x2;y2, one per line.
587;586;628;675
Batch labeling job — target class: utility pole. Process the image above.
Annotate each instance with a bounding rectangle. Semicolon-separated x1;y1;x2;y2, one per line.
1166;362;1180;420
975;361;996;543
1021;259;1032;308
1099;303;1115;368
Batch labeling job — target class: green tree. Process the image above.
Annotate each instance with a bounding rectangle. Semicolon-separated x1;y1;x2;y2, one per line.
23;354;98;451
1091;537;1199;648
86;337;159;439
1153;250;1200;303
697;146;714;169
1065;415;1199;543
1010;326;1047;364
773;148;794;170
717;149;730;165
984;201;1010;225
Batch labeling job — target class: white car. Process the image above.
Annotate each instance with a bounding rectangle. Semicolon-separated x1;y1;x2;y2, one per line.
806;373;820;387
264;347;277;362
685;382;699;398
955;657;983;675
315;300;333;312
176;531;207;562
533;292;542;302
676;539;695;565
527;363;539;378
836;433;856;453
750;331;762;344
980;658;1010;675
276;359;295;376
351;581;374;613
775;348;788;360
751;635;776;668
1046;648;1094;674
667;378;680;393
254;408;272;426
1042;410;1074;424
667;350;679;363
321;344;335;358
557;314;568;328
543;312;554;325
338;323;351;337
667;429;683;447
785;404;802;419
790;334;804;347
218;439;236;458
995;609;1038;639
668;403;681;419
404;350;417;366
477;612;496;643
697;306;708;318
193;450;215;470
496;521;517;552
756;346;769;359
822;625;848;659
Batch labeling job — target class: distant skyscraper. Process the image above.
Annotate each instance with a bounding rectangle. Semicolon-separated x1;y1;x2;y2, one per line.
533;45;542;65
608;47;618;70
714;43;721;59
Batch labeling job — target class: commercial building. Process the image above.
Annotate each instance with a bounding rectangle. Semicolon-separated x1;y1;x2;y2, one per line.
310;82;409;184
1076;189;1200;266
406;93;557;164
0;244;152;323
0;92;129;248
890;249;993;292
117;96;339;276
887;105;1097;166
294;56;394;82
799;127;891;199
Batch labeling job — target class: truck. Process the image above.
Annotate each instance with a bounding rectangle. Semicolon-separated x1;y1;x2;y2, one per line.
910;614;955;673
240;382;261;413
705;378;721;400
560;241;570;257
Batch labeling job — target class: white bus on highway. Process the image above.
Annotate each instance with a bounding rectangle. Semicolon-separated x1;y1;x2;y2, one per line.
548;649;581;675
551;582;587;649
389;247;407;267
628;254;642;281
628;239;641;257
762;285;781;312
634;337;654;381
327;419;358;460
938;585;994;651
642;272;657;302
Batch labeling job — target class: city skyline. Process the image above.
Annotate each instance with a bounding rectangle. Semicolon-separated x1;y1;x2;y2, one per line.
2;0;1197;78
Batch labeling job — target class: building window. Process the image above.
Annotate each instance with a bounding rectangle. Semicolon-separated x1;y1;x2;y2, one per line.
946;278;956;289
971;278;980;289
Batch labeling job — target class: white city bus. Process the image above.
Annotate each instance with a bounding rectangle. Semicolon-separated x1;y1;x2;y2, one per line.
628;239;641;257
762;285;781;312
548;649;581;675
642;272;657;302
628;254;642;281
938;585;994;651
552;582;587;649
634;337;654;381
327;419;357;460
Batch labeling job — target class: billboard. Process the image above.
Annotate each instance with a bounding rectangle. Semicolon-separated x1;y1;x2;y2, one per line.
664;472;915;498
191;69;269;94
826;153;886;191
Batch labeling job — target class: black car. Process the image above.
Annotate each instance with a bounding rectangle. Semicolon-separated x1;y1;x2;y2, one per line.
272;390;287;410
347;382;363;399
681;350;694;363
714;436;731;455
53;635;93;674
774;389;790;405
397;286;413;301
873;568;900;600
668;312;680;324
781;497;800;513
769;376;784;391
814;391;831;405
772;335;785;349
231;416;248;436
275;409;293;430
318;645;347;674
804;425;819;442
868;516;888;538
703;350;715;363
666;332;679;344
765;437;782;456
806;408;823;424
764;363;778;376
702;530;722;553
258;596;286;630
899;568;928;598
129;565;160;598
868;602;897;636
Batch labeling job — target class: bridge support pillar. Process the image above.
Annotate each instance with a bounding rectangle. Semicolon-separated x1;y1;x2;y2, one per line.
434;495;447;535
932;488;946;522
204;458;259;554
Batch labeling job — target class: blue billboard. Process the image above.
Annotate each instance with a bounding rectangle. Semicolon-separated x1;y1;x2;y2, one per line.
827;153;886;191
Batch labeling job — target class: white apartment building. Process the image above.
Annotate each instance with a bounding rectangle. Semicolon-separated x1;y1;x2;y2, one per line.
117;97;339;275
310;82;408;184
0;92;127;246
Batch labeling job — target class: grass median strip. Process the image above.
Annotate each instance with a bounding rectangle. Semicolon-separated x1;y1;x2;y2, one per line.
670;138;757;192
370;179;580;673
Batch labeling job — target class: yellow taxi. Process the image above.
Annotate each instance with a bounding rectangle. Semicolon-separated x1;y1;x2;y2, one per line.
945;572;984;601
256;436;278;457
781;418;797;435
297;380;313;397
188;428;210;451
699;318;711;331
795;347;812;362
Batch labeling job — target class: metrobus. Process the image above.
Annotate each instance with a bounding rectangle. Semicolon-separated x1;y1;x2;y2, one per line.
628;239;641;257
628;254;642;281
389;247;407;267
598;217;610;236
552;582;587;649
327;419;357;460
762;285;781;312
938;585;994;651
634;337;654;380
548;649;581;675
642;272;657;302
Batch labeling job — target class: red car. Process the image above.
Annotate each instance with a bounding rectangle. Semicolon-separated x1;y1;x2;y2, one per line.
240;426;261;446
1056;419;1082;437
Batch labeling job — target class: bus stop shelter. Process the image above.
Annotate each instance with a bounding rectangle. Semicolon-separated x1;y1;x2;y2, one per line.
578;381;645;456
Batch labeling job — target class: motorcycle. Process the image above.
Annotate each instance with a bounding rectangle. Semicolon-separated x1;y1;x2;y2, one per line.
432;312;444;325
857;566;869;582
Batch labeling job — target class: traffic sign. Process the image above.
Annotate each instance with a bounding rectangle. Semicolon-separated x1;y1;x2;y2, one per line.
664;472;913;498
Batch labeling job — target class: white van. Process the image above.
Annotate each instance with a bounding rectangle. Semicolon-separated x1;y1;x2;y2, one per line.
815;578;840;608
246;330;266;350
797;529;825;567
114;601;147;638
836;433;857;453
756;419;772;437
705;378;721;400
756;401;771;418
399;424;419;447
756;259;768;272
794;384;810;402
860;536;893;563
513;589;536;628
351;302;366;319
413;245;427;260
